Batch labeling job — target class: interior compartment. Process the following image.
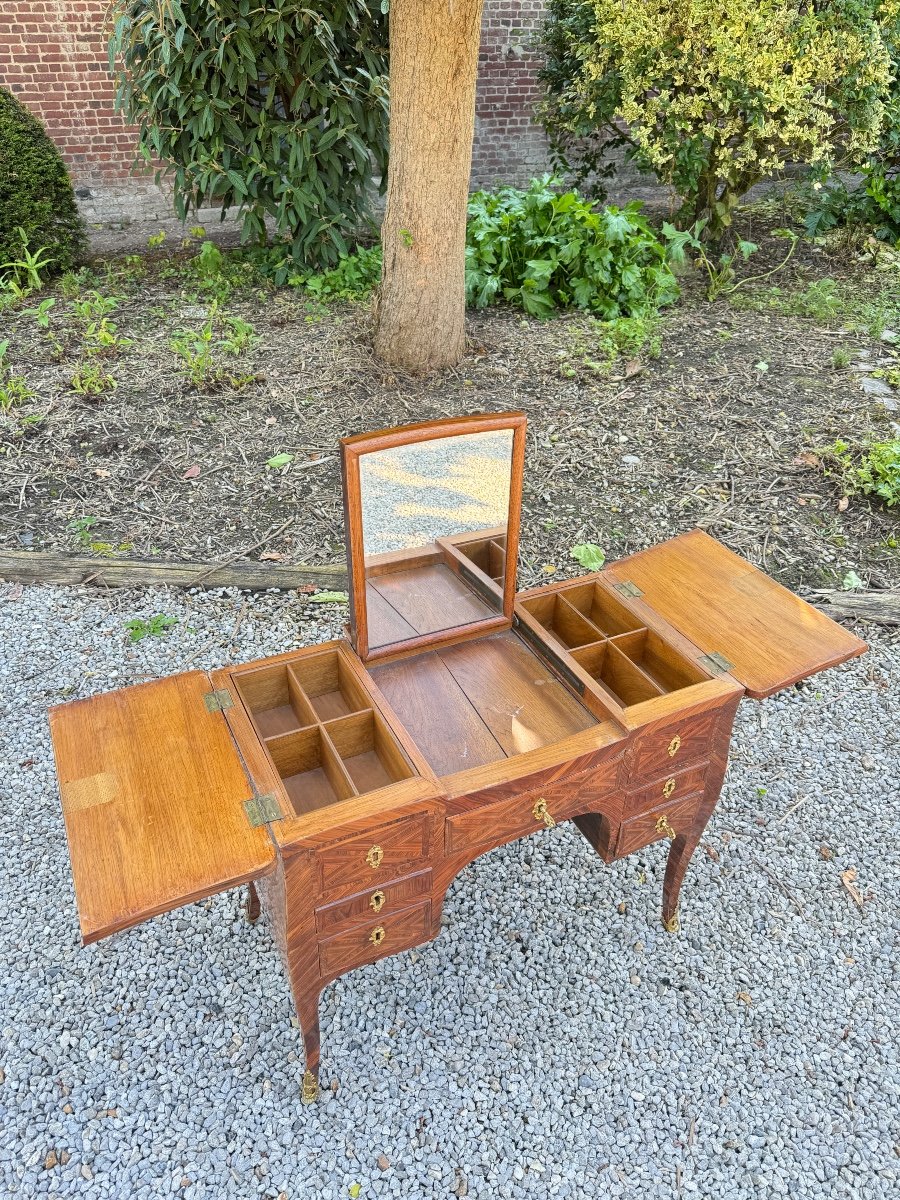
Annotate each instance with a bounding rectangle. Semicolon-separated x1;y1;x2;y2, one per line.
232;663;316;738
325;710;414;793
571;642;663;708
288;650;370;722
453;535;507;583
519;594;605;649
371;629;608;778
612;629;707;693
556;581;645;637
266;726;355;816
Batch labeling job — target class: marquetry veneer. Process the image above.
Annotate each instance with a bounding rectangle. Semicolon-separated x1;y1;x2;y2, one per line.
49;415;866;1104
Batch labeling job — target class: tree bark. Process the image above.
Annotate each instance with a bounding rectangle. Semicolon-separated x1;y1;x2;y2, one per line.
374;0;485;374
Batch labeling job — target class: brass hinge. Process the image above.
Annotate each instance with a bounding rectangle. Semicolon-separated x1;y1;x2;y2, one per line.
613;580;643;599
243;792;283;828
698;651;736;675
204;688;234;713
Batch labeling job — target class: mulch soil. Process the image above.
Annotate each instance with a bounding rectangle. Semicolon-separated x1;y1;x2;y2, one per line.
1;224;898;595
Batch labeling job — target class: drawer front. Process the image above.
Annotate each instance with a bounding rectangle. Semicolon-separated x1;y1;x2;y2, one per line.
318;900;431;978
615;794;700;859
317;813;430;892
446;759;619;856
622;762;708;818
630;708;718;778
315;869;431;934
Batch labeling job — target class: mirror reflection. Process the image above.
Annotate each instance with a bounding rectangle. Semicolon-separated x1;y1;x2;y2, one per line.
360;429;513;652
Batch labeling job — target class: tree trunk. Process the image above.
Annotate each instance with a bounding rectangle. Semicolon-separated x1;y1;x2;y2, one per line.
374;0;485;374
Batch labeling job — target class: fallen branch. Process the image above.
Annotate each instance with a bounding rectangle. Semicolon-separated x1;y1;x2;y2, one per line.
0;549;346;592
814;590;900;626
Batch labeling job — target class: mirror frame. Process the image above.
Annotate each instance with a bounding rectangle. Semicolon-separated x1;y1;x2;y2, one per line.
340;412;527;663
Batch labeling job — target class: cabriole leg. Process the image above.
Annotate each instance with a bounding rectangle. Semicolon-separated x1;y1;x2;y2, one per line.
296;989;322;1104
245;880;261;924
662;833;693;932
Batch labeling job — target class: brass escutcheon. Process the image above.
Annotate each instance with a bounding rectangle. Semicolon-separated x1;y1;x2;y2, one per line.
366;845;384;870
370;889;386;913
662;778;676;799
656;814;676;841
667;735;682;758
533;797;556;829
369;925;386;947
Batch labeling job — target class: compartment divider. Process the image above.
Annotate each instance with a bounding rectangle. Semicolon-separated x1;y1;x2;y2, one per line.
286;670;320;728
319;726;360;800
605;643;665;703
555;596;607;647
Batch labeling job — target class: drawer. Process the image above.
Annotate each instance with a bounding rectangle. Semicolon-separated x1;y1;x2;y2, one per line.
622;762;708;818
615;794;699;858
446;758;619;856
315;869;431;934
630;708;718;777
316;813;431;892
318;900;431;978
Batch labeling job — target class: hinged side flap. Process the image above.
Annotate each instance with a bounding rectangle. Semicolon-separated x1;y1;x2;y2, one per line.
49;671;275;944
605;529;867;699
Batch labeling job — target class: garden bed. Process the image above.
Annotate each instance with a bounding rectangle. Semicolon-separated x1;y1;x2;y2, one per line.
1;224;897;593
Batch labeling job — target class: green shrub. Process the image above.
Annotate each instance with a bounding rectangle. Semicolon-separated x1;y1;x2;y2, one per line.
465;177;679;317
827;437;900;507
0;88;86;276
110;0;388;270
538;0;900;242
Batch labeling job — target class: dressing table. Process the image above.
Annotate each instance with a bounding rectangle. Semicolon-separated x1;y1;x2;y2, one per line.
49;412;866;1102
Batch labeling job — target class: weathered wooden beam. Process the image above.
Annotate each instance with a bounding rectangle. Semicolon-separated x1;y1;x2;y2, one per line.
815;590;900;626
0;550;347;592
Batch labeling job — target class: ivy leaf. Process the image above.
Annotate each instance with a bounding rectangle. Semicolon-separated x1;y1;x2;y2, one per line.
570;543;606;571
266;453;294;469
308;590;349;603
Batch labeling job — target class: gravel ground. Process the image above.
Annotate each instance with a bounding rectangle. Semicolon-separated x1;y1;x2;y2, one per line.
1;582;898;1200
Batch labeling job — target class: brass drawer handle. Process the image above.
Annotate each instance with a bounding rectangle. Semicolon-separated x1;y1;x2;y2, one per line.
667;735;682;758
370;889;386;913
369;925;386;947
656;814;676;841
366;845;384;870
532;797;556;829
662;778;676;799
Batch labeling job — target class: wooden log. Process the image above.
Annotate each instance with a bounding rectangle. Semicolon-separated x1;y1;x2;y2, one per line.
0;550;347;592
814;590;900;626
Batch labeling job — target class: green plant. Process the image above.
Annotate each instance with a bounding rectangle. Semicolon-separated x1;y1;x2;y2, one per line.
22;297;56;329
831;347;852;369
110;0;389;269
465;177;680;317
0;88;86;275
1;228;54;297
665;222;798;300
538;0;900;242
125;615;178;643
824;437;900;507
170;302;258;388
70;292;120;323
0;339;34;410
300;244;383;299
70;361;117;396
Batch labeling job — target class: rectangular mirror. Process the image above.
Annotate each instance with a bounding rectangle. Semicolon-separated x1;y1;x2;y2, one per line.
341;413;527;661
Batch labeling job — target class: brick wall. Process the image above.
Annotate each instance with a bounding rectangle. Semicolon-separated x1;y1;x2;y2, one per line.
471;0;551;188
0;0;586;226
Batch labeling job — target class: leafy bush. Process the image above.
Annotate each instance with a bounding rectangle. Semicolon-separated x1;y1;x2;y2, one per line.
110;0;388;270
465;177;679;317
538;0;900;242
0;88;86;276
826;438;900;507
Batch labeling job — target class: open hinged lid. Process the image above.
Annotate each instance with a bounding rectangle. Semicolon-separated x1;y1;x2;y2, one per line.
49;671;276;944
605;529;867;699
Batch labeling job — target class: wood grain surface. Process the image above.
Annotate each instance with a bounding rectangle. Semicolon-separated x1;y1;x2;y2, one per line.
49;671;274;944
